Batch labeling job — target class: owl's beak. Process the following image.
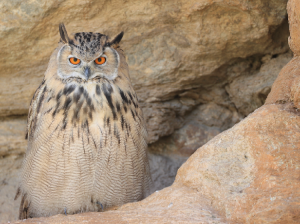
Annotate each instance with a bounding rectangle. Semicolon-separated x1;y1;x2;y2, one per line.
84;67;91;80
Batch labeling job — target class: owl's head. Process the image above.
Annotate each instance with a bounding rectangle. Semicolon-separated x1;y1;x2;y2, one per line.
57;23;123;81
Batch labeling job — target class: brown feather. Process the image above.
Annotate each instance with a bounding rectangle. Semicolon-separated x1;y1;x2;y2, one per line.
18;193;30;220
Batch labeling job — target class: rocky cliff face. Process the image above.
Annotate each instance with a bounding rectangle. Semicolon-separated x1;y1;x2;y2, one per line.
0;0;292;222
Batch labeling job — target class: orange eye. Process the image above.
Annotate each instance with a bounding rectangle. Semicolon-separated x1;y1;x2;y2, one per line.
69;57;81;65
95;57;106;65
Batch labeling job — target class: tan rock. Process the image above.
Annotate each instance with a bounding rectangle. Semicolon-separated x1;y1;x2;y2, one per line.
287;0;300;55
227;52;292;116
149;102;239;156
177;103;300;223
0;155;23;223
148;47;293;155
265;56;300;105
0;117;27;157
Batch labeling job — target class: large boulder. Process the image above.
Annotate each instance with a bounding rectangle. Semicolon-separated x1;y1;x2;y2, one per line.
176;104;300;223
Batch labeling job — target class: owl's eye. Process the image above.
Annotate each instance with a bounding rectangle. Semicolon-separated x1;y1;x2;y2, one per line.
69;57;81;65
94;57;106;65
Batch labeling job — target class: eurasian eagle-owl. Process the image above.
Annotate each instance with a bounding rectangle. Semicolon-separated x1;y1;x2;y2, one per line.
16;23;151;219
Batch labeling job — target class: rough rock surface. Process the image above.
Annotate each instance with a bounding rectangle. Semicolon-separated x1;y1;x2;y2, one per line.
0;0;295;222
0;117;27;157
148;51;293;156
176;104;300;223
0;155;22;223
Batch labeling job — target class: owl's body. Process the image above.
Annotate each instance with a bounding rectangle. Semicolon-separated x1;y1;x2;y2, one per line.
17;24;150;219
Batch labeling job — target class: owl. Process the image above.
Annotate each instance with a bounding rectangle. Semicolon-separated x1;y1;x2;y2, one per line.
15;23;151;219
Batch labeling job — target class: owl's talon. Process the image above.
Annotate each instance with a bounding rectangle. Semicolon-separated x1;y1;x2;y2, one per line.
96;201;104;211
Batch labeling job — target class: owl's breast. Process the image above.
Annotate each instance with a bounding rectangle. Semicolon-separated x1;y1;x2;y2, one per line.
21;77;149;215
42;77;138;128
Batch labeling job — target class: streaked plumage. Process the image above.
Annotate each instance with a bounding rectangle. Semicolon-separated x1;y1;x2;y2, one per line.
16;23;151;219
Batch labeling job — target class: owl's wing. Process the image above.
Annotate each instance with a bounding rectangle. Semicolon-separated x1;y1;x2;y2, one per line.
16;80;47;219
15;185;30;219
18;193;30;220
25;80;47;141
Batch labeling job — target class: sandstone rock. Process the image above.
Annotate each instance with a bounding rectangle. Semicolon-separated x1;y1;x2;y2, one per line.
149;102;240;156
148;51;293;157
226;51;293;116
287;0;300;55
0;155;22;223
0;117;27;157
148;153;188;194
176;104;300;223
265;0;300;105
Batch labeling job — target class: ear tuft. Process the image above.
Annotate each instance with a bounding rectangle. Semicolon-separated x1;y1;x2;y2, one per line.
109;31;124;48
59;23;70;44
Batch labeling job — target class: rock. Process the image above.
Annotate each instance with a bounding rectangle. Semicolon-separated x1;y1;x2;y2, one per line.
148;50;293;157
149;102;240;156
0;118;26;222
287;0;300;55
148;153;188;194
266;0;300;106
176;103;300;223
226;51;293;116
0;155;23;223
0;117;27;157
